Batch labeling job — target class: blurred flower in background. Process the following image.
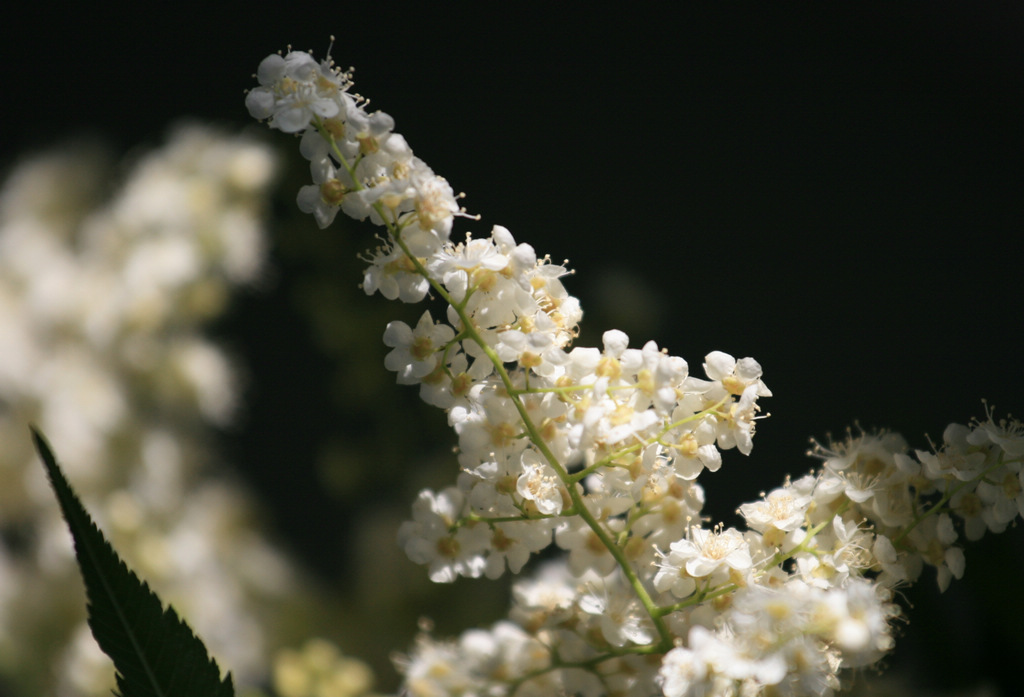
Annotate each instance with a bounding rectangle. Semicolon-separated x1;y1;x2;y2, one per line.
0;118;507;697
0;125;323;696
271;638;376;697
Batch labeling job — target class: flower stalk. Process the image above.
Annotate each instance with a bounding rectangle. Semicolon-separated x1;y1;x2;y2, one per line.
247;47;1024;697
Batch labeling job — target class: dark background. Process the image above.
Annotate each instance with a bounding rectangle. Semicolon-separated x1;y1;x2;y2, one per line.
4;4;1023;695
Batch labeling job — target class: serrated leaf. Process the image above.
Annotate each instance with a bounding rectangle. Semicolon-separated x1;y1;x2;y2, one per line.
32;427;234;697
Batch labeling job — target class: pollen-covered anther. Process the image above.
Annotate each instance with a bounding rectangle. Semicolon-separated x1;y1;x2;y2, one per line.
470;267;498;292
315;72;337;92
489;422;518;448
409;335;435;362
711;593;733;612
860;457;888;478
641;482;665;506
596;356;622;380
358;134;380;154
320;179;347;205
540;418;560;443
676;433;700;459
517;351;542;370
628;456;644;481
391;159;411;179
321;117;345;140
922;538;946;567
379;192;406;209
491;527;514;552
496;474;518;496
624;536;646;561
636;368;654;396
585;531;607;555
384;255;419;275
537;293;560;315
279;76;299;95
435;536;460;559
762;526;787;548
610;403;634;426
517;315;537;333
450;373;473;398
1000;472;1022;498
414;177;456;229
722;375;746;396
421;363;445;386
660;498;683;523
955;491;982;517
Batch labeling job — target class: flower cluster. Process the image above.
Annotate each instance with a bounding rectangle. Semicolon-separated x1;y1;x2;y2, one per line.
392;410;1023;697
249;48;1024;697
246;45;772;581
0;126;314;696
247;50;460;236
810;411;1024;593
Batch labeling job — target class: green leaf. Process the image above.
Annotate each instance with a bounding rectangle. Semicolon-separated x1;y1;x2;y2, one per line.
32;427;234;697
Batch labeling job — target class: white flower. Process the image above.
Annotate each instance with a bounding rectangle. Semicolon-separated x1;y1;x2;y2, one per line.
817;579;897;662
516;450;564;515
383;311;455;384
361;242;430;303
511;560;578;622
968;410;1024;457
977;470;1024;526
703;351;771;399
554;517;619;577
412;172;459;237
658;641;707;697
246;52;346;133
296;153;356;229
578;587;653;647
483;519;553;579
400;635;475;697
915;423;988;482
660;625;786;697
871;534;911;585
664;526;752;579
397;488;489;583
739;486;811;536
434;236;508;289
652;549;698;599
714;384;764;455
347;108;396;156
